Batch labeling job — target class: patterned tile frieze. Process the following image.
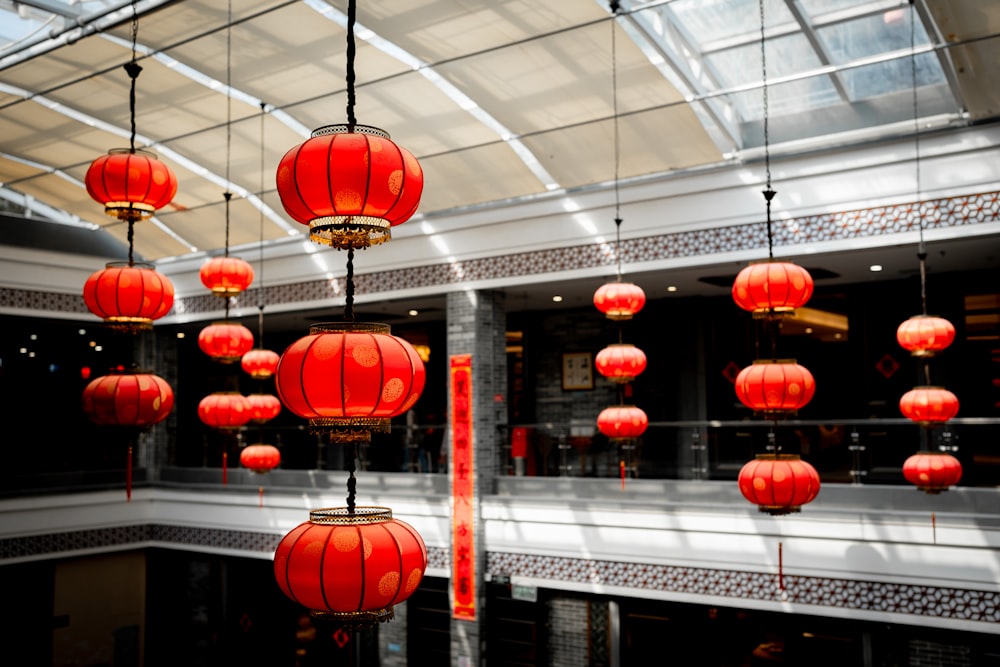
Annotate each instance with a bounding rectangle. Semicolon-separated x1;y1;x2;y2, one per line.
4;191;998;317
486;552;1000;626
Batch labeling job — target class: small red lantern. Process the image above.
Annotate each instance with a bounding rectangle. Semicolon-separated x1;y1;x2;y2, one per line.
240;443;281;474
85;148;178;222
82;262;174;330
241;348;280;379
199;256;255;296
81;370;174;427
275;322;425;442
276;124;424;249
897;315;955;357
899;386;959;425
594;344;647;384
593;282;646;321
274;506;427;628
596;405;648;440
734;360;815;417
732;260;814;317
198;392;253;431
198;322;254;363
247;393;282;424
738;453;821;515
902;451;962;494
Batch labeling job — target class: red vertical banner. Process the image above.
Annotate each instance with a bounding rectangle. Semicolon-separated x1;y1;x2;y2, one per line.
450;353;476;621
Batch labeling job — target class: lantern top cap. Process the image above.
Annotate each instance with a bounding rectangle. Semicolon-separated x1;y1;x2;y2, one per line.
308;321;392;335
104;147;159;159
101;260;158;270
754;452;804;461
750;358;800;365
311;123;390;140
309;506;393;525
906;385;952;391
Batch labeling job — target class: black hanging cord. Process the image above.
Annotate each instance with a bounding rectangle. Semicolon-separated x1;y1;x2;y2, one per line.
257;102;267;346
345;441;357;513
344;248;356;321
223;0;233;259
610;2;623;281
345;0;358;130
909;0;928;316
758;0;776;260
124;0;141;154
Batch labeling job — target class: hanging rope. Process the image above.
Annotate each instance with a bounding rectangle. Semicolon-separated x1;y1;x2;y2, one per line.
758;0;776;260
124;0;141;153
345;441;357;513
344;247;356;321
257;102;267;346
223;0;233;259
345;0;358;130
909;0;928;317
610;1;623;281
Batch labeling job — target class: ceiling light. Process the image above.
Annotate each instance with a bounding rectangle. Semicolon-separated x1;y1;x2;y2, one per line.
552;295;563;302
869;264;883;272
409;309;419;316
666;285;678;292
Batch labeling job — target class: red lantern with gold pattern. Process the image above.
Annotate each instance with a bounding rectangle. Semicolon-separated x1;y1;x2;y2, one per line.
593;282;646;321
276;124;423;249
81;370;174;427
902;451;962;494
597;405;648;440
594;344;647;384
83;262;174;330
241;348;280;379
199;256;255;296
738;453;821;515
734;360;815;417
732;260;814;317
899;386;959;425
198;322;254;363
198;392;252;431
274;506;427;628
240;443;281;474
896;315;955;357
275;323;425;442
85;148;178;222
247;393;282;424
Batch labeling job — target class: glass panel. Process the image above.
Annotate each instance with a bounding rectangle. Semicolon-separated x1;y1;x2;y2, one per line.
798;0;876;13
667;0;794;48
817;10;931;63
839;52;947;101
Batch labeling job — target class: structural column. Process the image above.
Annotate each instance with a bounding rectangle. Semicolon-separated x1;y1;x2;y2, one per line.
446;290;506;667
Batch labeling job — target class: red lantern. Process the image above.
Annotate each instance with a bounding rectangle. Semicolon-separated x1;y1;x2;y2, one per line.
82;262;174;330
597;405;648;440
276;124;423;249
738;453;821;515
241;348;280;379
734;360;815;417
199;256;255;296
594;344;647;384
198;322;254;363
198;392;252;431
902;451;962;494
593;282;646;320
81;370;174;427
85;148;178;221
899;386;959;425
897;315;955;357
732;260;814;317
240;443;281;474
247;393;282;424
274;506;427;628
275;322;425;442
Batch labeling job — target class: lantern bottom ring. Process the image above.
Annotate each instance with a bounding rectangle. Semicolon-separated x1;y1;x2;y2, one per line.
310;606;395;630
309;217;391;250
750;307;796;319
104;201;155;220
311;418;392;443
757;505;802;516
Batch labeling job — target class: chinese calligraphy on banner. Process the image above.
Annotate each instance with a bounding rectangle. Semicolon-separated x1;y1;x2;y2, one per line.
450;353;476;621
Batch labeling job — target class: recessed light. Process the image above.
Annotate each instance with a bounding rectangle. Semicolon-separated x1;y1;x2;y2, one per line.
177;332;186;339
804;327;813;334
408;309;419;317
869;264;883;272
666;285;678;292
552;295;563;302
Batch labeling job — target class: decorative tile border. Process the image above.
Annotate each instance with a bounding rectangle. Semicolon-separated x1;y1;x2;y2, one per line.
3;191;997;317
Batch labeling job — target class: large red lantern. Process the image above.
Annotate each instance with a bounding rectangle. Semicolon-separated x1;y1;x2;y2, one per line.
897;315;955;357
732;260;814;317
85;148;178;222
902;451;962;494
274;506;427;628
198;322;254;363
594;344;647;384
198;392;253;431
593;282;646;321
734;360;815;417
82;262;174;330
597;405;648;440
200;256;255;296
81;370;174;427
738;453;821;515
240;443;281;474
276;125;424;249
247;393;282;424
275;322;425;442
899;386;959;425
242;348;280;379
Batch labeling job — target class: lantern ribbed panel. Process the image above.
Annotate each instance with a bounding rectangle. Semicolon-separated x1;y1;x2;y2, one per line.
199;256;255;296
81;372;174;427
242;349;280;379
594;344;647;383
897;315;956;356
902;452;962;493
247;393;282;424
596;405;648;439
738;454;820;515
275;327;425;421
240;444;281;473
734;361;815;415
593;282;646;320
732;261;814;315
273;508;427;617
198;392;253;430
82;262;174;325
899;386;959;424
85;149;178;219
198;323;254;363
